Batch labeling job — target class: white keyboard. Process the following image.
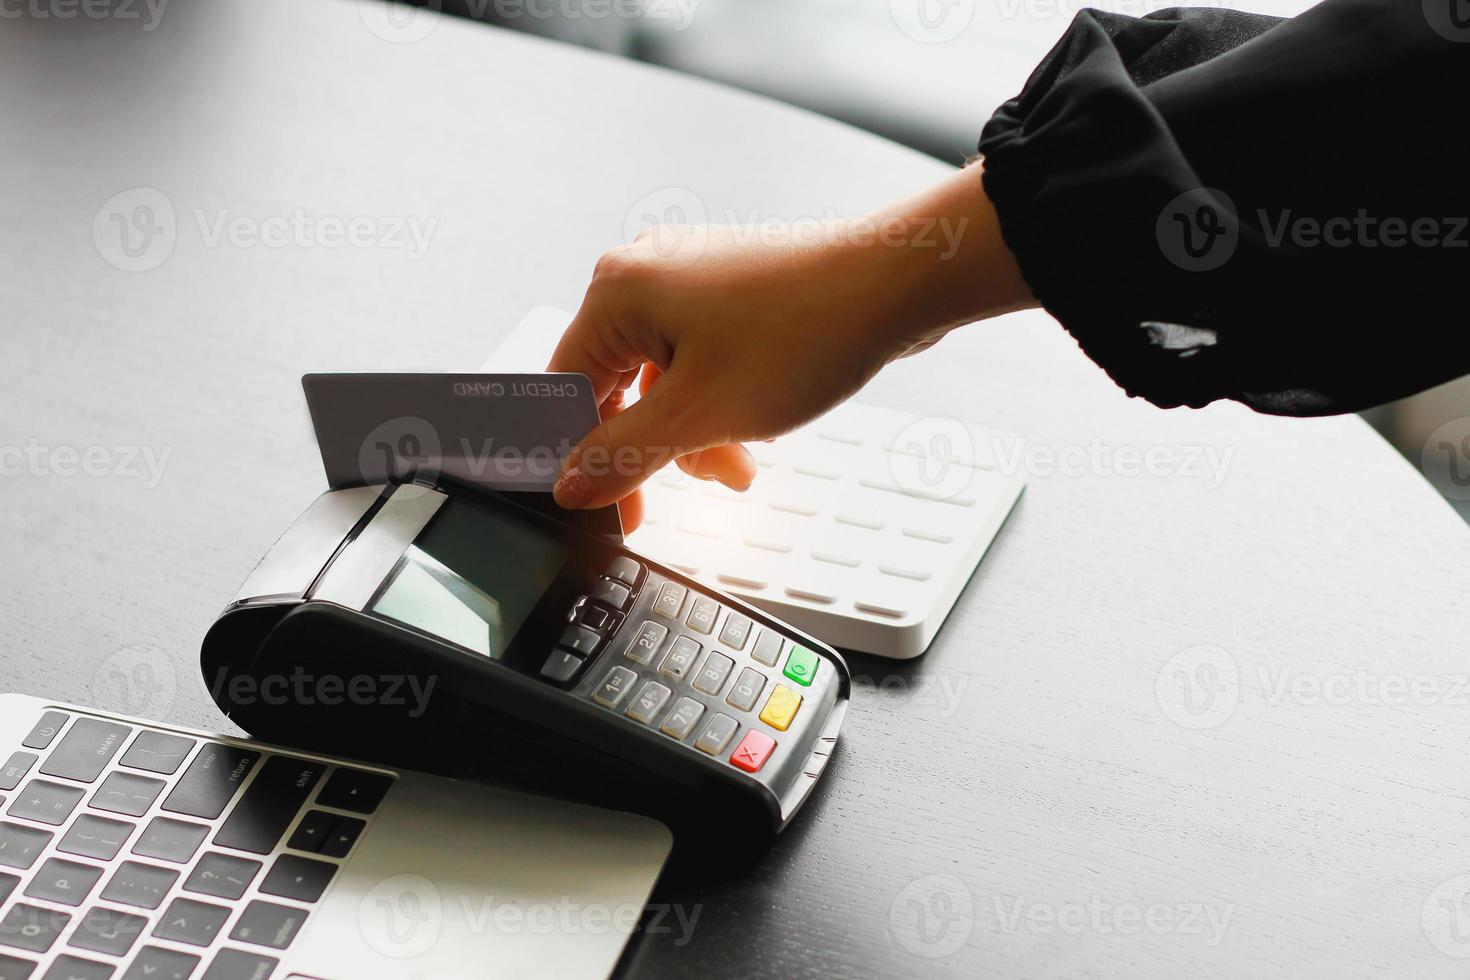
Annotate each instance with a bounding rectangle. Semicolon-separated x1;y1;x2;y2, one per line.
484;307;1024;658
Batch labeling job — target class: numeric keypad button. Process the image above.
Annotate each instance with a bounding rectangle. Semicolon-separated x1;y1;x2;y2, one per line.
623;621;668;665
692;652;734;696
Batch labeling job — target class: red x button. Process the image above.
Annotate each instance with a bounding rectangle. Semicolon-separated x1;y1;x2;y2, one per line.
729;730;776;773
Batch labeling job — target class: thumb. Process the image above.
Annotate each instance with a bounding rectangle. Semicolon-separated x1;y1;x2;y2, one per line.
553;378;714;509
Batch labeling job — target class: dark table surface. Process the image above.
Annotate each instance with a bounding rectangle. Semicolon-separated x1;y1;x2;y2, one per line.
5;2;1470;976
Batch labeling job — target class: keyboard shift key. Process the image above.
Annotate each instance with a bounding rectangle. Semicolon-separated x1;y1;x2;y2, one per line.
259;854;335;904
58;815;133;862
90;772;165;818
24;859;104;907
0;754;36;792
152;898;230;948
100;862;179;911
119;732;195;776
183;853;261;901
163;744;259;820
199;949;277;980
38;719;131;784
315;767;393;815
133;817;209;864
230;900;307;950
39;955;110;980
121;947;199;980
69;906;148;957
0;903;69;954
0;823;52;871
8;781;84;826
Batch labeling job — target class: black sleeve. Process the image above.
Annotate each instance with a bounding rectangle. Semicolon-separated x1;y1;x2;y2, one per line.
978;0;1470;416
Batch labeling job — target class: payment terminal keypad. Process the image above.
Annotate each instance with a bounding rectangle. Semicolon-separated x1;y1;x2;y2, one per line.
558;557;832;778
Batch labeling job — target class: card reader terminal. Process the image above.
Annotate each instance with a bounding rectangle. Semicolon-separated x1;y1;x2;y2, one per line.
202;481;850;834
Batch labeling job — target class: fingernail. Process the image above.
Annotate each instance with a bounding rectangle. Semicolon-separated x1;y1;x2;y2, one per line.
717;474;753;493
554;467;598;509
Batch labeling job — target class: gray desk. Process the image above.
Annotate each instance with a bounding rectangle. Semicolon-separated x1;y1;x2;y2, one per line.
4;2;1470;976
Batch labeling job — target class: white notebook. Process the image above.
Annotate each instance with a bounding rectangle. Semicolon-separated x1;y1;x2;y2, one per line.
482;307;1024;659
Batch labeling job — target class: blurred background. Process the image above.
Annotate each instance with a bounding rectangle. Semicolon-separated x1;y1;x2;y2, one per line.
421;0;1470;521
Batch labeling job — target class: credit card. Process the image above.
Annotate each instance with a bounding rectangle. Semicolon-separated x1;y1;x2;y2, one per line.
301;372;621;540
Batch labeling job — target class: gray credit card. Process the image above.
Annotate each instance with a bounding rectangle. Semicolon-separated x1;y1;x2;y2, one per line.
302;372;621;540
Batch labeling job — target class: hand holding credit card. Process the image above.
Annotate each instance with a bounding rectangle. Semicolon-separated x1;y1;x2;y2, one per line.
301;372;623;539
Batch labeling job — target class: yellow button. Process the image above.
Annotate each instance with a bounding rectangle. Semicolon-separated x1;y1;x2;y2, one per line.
758;684;802;732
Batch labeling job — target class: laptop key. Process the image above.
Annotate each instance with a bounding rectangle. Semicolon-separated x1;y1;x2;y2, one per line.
21;712;68;751
199;949;277;980
183;853;261;901
0;873;16;904
259;855;335;903
90;772;165;818
100;862;179;911
152;898;231;948
0;824;52;871
230;900;307;950
120;947;199;980
118;732;195;776
69;907;148;958
0;754;37;793
133;818;209;864
315;767;392;815
0;952;36;980
0;903;70;954
8;780;85;826
319;816;365;859
38;719;131;784
162;744;259;821
213;756;325;855
58;815;134;862
38;955;111;980
284;810;333;854
24;859;104;907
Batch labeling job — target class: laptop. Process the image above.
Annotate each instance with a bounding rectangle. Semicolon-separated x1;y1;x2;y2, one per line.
0;693;672;980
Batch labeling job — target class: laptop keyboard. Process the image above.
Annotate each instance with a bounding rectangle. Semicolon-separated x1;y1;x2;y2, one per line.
0;708;394;980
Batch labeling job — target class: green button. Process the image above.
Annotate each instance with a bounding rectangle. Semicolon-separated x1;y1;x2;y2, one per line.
783;646;818;687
